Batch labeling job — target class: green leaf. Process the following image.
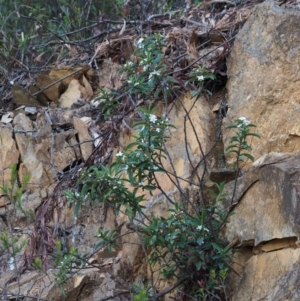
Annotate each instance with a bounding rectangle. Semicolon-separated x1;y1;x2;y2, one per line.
247;133;261;139
226;149;239;155
229;137;240;143
166;76;177;83
226;124;238;129
143;185;156;191
240;153;254;161
191;90;199;97
225;144;238;151
154;87;162;99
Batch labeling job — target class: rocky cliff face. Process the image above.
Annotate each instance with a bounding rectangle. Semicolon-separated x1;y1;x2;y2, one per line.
1;1;300;300
223;1;300;300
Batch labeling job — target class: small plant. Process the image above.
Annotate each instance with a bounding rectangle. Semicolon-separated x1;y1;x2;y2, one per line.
94;34;179;118
141;183;231;298
186;66;216;97
52;240;85;295
226;117;260;169
0;164;34;220
133;289;148;301
0;165;32;272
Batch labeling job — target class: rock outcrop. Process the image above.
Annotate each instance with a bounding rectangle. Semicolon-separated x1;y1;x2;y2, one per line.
223;0;300;170
223;1;300;300
3;1;300;299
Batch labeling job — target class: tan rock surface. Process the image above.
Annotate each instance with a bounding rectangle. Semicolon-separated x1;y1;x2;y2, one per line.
58;79;83;108
73;117;93;161
0;126;19;185
230;248;300;301
223;0;300;170
225;152;300;246
14;113;78;191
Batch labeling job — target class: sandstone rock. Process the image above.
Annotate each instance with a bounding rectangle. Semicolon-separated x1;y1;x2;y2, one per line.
230;248;300;301
14;113;78;192
35;73;64;103
1;268;109;301
225;152;300;247
223;0;300;170
58;79;83;108
73;117;93;161
225;152;300;300
0;125;19;186
97;60;123;90
82;75;94;98
253;237;297;254
151;92;215;193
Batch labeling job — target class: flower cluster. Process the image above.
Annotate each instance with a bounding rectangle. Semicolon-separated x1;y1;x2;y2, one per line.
149;70;161;80
116;151;126;161
237;116;251;127
149;114;157;123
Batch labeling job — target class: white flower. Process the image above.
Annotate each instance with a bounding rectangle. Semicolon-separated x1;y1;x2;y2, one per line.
116;151;123;158
134;82;139;86
197;225;209;232
156;128;160;133
238;116;251;126
137;37;144;48
197;75;204;81
149;114;157;123
128;79;133;84
140;59;147;66
149;70;161;79
143;65;149;71
138;181;144;187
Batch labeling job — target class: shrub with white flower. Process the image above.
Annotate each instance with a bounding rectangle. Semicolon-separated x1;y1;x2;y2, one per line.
186;66;216;97
119;34;177;102
142;183;230;282
226;117;260;169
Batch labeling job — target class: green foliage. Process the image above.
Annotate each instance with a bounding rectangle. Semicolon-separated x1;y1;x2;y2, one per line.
142;183;231;294
53;240;85;294
94;34;192;118
226;117;261;169
0;164;34;220
133;289;148;301
0;0;125;71
63;106;239;299
65;106;174;221
95;227;119;253
0;165;31;272
0;231;26;255
187;66;216;97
